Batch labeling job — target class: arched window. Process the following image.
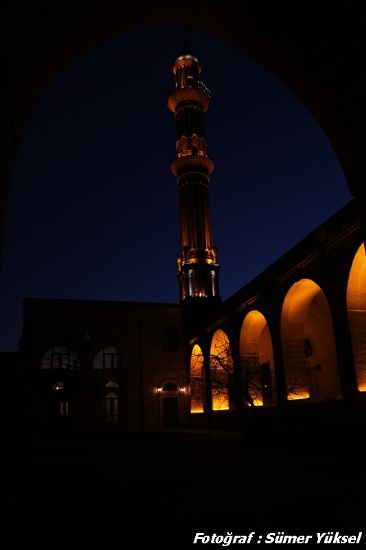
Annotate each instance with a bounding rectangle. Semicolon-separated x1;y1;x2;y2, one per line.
105;382;119;422
347;243;366;392
281;279;340;401
190;344;205;413
239;310;276;406
93;347;121;369
210;330;233;411
41;347;80;369
105;380;119;388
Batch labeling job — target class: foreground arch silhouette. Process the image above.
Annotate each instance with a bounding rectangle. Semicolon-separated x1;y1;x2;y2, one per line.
1;5;366;263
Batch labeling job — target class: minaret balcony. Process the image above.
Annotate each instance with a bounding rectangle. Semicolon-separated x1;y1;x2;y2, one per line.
167;87;210;113
170;155;214;178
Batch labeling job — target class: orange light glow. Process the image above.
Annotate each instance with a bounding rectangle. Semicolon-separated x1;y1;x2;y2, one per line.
287;391;310;401
210;329;233;360
347;244;366;307
190;405;204;413
357;383;366;392
252;398;263;406
191;345;204;376
281;278;340;402
190;344;205;413
241;310;267;342
282;279;323;324
210;330;233;411
212;394;230;411
239;310;276;406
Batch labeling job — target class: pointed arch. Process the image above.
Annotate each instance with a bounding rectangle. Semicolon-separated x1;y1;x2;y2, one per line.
281;279;340;401
347;243;366;391
239;310;276;406
190;344;205;413
210;329;233;411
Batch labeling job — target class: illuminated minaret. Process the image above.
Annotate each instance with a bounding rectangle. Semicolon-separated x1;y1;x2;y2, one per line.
167;42;220;305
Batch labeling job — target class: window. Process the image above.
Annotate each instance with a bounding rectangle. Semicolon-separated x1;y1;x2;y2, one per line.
92;347;121;369
59;401;69;417
105;382;119;422
163;327;180;352
41;347;80;369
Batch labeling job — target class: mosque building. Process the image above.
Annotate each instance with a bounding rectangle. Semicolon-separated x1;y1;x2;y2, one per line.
20;43;366;434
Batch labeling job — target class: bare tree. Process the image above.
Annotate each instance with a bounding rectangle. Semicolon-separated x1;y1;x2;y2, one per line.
190;336;312;412
240;355;276;407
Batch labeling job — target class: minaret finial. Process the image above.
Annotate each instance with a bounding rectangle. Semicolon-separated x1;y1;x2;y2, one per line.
179;24;193;57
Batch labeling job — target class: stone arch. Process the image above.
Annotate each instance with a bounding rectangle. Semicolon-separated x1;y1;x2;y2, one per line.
281;279;341;401
346;243;366;391
239;310;276;406
190;344;205;413
210;329;233;411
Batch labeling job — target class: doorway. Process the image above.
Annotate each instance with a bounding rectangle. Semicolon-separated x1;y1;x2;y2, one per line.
160;381;180;429
162;397;179;428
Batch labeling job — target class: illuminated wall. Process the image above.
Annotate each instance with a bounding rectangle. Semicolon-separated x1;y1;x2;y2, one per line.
210;329;233;411
190;344;205;413
239;310;276;406
347;243;366;392
281;279;340;401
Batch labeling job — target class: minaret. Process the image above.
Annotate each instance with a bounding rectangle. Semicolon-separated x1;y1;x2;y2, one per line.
167;41;220;307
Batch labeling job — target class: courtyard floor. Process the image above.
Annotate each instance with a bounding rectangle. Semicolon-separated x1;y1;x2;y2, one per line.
8;428;365;548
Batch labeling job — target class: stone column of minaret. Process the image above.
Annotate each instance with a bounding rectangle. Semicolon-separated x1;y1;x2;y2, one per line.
167;42;221;307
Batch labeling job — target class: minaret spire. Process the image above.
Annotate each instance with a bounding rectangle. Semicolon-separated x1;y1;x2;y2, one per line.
167;35;220;305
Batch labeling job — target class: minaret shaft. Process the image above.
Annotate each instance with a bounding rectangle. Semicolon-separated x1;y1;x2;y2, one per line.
179;180;213;251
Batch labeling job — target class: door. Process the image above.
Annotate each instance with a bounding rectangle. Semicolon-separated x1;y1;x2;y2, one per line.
162;397;179;428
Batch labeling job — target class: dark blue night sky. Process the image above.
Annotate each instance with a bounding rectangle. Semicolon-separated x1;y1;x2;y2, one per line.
0;24;352;350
